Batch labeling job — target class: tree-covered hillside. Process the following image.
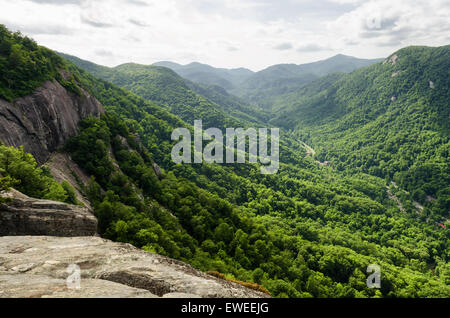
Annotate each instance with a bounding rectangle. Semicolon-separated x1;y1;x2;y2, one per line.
153;61;254;91
230;54;383;110
59;53;265;130
271;45;450;222
62;79;449;298
0;25;79;101
0;144;78;205
60;48;449;297
152;55;382;111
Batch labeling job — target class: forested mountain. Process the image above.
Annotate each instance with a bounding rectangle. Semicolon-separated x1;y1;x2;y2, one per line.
153;61;254;91
59;53;267;128
1;26;449;298
153;55;382;110
232;55;382;110
185;81;272;124
0;29;74;102
271;45;450;222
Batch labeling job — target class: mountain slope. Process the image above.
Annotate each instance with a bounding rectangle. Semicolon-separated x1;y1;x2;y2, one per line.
153;61;254;91
59;54;264;129
232;55;383;109
0;26;68;101
271;45;450;220
62;49;450;297
185;81;271;123
64;70;450;298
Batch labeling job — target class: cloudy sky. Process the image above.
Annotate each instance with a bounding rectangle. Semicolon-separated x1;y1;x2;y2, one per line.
1;0;449;71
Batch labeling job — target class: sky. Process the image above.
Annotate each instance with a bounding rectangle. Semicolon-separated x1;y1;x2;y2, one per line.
0;0;449;71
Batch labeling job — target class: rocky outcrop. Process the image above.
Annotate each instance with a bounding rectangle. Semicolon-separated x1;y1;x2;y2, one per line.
0;189;97;237
153;162;164;180
383;53;399;65
0;236;269;298
0;190;267;298
0;79;104;164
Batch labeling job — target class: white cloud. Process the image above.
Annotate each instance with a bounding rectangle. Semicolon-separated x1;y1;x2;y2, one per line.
327;0;450;56
274;42;294;50
0;0;448;70
297;43;331;52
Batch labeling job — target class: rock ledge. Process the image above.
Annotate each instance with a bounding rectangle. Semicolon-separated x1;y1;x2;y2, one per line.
0;236;269;298
0;189;97;237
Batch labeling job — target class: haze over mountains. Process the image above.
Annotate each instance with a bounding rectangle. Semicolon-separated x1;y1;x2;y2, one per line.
154;55;383;109
58;52;269;127
153;61;254;91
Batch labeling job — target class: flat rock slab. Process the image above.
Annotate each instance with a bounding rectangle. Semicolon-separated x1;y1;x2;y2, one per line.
0;274;158;298
0;236;269;298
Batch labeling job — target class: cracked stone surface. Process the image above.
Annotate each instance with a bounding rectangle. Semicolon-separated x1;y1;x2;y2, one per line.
0;78;104;164
0;236;270;298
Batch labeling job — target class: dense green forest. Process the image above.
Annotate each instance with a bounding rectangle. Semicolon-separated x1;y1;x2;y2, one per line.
0;26;449;298
270;46;450;222
0;144;78;204
63;46;450;297
63;112;450;297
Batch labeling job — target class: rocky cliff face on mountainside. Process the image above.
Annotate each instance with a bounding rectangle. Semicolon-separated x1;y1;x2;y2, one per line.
44;152;95;210
0;77;104;164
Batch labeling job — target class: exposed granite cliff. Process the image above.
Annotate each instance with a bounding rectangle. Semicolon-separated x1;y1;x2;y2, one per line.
0;76;268;298
0;78;104;164
45;152;94;210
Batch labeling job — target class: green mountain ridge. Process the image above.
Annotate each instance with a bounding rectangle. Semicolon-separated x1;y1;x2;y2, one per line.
153;54;383;110
153;61;254;91
270;45;450;221
58;53;267;129
233;54;384;109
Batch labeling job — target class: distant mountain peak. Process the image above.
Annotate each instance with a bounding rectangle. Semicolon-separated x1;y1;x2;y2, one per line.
330;53;352;59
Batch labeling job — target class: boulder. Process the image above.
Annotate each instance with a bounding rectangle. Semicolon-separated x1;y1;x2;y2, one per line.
153;162;164;179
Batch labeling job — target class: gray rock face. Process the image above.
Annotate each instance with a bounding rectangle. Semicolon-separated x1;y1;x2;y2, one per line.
0;236;269;298
0;79;104;164
153;162;164;180
45;153;94;210
0;274;158;298
0;189;97;237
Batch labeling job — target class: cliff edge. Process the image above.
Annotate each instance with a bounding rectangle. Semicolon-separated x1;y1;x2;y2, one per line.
0;235;269;298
